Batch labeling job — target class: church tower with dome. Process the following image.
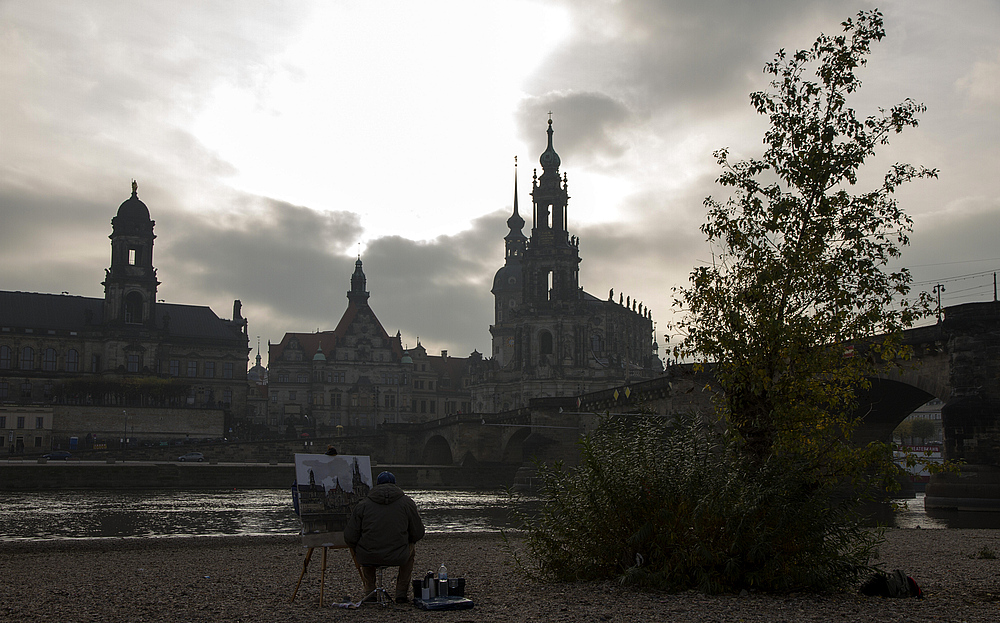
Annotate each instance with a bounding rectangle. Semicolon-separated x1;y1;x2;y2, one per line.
103;180;160;328
472;119;662;413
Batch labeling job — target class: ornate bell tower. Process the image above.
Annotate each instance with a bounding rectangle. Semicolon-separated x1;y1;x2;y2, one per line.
523;119;581;309
103;181;159;328
471;118;662;414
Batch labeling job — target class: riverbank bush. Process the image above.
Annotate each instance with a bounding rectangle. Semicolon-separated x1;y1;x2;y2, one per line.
516;413;885;593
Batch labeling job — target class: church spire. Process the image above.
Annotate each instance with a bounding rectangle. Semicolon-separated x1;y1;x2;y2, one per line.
504;157;527;260
508;156;524;230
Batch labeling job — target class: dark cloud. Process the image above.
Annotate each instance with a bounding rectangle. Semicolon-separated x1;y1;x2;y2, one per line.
530;0;834;116
156;200;505;358
573;185;710;328
159;195;362;321
0;188;113;296
517;92;632;167
905;203;1000;308
356;212;505;354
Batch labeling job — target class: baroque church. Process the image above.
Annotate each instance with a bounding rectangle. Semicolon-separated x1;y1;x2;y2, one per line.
470;120;662;412
0;183;250;452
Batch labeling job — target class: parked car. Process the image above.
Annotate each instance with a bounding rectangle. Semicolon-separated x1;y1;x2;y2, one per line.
42;451;72;460
178;451;205;462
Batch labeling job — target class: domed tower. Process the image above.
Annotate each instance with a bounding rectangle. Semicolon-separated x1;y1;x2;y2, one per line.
247;351;267;385
490;161;526;366
103;181;159;327
524;119;581;309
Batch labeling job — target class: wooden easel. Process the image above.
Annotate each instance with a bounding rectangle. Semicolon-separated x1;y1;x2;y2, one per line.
290;538;365;607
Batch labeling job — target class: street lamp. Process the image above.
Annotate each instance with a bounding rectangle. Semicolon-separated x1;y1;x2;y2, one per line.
933;284;946;323
122;409;127;461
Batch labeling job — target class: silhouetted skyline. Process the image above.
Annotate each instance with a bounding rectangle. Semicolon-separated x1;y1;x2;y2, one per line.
2;1;997;364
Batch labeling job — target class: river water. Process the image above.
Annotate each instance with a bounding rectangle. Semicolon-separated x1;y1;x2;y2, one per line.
0;489;523;542
0;490;995;542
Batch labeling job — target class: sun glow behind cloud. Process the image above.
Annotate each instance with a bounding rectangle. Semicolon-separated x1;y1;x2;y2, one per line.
190;1;571;245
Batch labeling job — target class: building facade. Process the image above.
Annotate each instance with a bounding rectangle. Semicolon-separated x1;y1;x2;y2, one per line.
471;120;663;412
267;259;472;433
0;182;250;452
0;405;53;454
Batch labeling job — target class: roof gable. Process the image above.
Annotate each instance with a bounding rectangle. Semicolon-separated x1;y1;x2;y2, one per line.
270;299;404;363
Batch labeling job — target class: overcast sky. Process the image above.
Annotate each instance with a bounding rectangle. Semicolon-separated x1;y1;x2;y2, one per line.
2;1;998;366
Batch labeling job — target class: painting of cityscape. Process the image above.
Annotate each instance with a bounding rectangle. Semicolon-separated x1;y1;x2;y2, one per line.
293;454;373;547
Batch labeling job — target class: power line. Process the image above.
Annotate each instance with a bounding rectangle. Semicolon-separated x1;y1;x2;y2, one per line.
913;269;999;287
944;283;992;296
910;257;1000;268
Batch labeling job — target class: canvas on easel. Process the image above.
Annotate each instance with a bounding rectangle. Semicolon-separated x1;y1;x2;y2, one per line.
290;454;374;606
293;454;373;548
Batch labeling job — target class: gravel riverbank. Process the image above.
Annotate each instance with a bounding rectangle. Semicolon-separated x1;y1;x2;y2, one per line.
2;529;999;622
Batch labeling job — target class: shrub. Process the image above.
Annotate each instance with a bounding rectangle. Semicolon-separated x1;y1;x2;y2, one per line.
515;413;883;593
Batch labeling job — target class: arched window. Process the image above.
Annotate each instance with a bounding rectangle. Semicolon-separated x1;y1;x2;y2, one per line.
20;347;34;370
66;349;79;372
124;292;143;324
539;330;553;355
0;346;11;369
42;348;58;371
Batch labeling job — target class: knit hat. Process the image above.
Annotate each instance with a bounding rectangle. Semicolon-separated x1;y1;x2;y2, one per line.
376;471;396;485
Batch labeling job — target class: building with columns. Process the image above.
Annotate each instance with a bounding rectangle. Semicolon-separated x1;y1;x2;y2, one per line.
470;120;662;412
0;182;250;452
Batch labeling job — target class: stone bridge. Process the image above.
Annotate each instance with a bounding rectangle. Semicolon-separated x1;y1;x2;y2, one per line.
379;404;594;469
378;301;1000;506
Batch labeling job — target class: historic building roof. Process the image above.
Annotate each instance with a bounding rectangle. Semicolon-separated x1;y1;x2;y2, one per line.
0;291;246;342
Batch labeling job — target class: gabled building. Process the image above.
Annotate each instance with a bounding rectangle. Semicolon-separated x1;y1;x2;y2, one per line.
0;182;250;452
471;120;662;412
267;259;471;432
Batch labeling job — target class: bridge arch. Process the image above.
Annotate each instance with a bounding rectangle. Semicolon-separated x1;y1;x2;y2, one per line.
422;434;454;465
502;427;532;464
855;377;937;445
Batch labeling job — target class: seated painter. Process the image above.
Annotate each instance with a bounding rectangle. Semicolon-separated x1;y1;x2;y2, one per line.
344;471;425;604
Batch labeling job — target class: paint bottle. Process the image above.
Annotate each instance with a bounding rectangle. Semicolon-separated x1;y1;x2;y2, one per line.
424;571;436;599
